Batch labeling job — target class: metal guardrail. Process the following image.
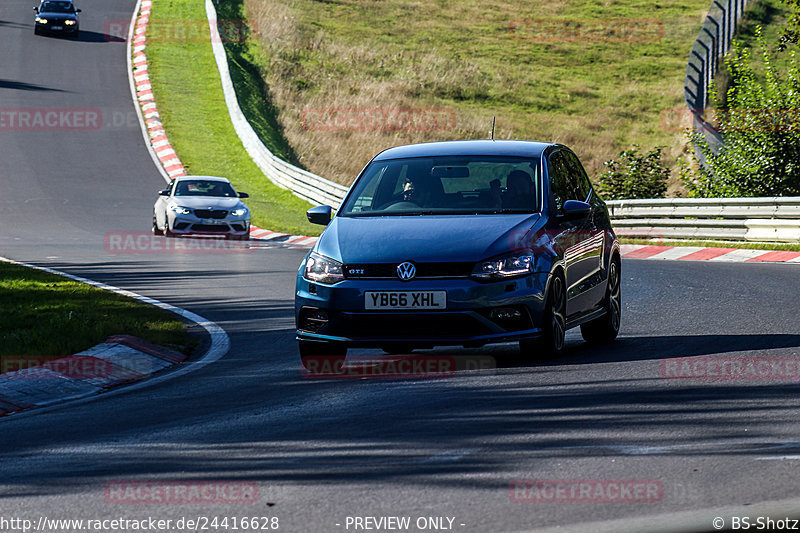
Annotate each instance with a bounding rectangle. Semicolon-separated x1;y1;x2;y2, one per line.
205;0;349;208
607;197;800;242
684;0;750;157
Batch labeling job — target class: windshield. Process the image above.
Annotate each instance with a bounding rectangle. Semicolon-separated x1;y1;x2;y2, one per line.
339;155;542;217
174;180;237;198
40;1;76;13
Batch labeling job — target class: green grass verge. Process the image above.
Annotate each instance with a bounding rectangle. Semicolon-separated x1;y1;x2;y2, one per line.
0;262;199;358
144;0;322;236
620;237;800;251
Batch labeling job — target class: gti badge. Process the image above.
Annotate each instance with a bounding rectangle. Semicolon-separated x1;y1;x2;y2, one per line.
396;262;416;281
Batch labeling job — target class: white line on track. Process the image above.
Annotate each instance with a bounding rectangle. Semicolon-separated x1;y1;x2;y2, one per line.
0;256;230;420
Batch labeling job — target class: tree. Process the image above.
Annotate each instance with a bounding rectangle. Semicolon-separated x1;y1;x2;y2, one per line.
683;28;800;197
597;146;669;200
779;0;800;51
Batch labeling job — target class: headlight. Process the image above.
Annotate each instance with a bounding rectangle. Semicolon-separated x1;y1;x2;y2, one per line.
36;17;47;23
64;20;76;25
304;252;344;285
168;204;191;215
472;253;533;281
231;208;248;216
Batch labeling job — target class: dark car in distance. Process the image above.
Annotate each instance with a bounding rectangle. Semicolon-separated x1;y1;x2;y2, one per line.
295;140;621;367
34;0;80;36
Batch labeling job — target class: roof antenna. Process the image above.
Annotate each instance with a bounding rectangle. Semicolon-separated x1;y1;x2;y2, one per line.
490;116;496;140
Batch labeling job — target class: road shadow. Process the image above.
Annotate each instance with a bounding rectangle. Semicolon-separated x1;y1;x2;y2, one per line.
0;79;68;92
0;19;29;30
34;30;125;43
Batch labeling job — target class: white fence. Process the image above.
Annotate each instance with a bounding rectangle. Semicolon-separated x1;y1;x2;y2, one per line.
205;0;349;208
607;197;800;242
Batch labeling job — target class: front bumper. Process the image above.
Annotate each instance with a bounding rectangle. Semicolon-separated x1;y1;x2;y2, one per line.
295;273;551;347
36;21;79;33
168;212;250;236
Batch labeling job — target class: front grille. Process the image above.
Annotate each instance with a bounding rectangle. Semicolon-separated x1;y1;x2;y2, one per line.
191;224;229;232
331;312;491;339
194;209;227;219
343;262;473;280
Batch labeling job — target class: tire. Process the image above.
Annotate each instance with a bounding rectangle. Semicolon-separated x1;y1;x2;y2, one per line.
163;213;175;237
580;256;621;344
520;273;567;359
152;214;160;235
299;341;347;374
34;27;40;35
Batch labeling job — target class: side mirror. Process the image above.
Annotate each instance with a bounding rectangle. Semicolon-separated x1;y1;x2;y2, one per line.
237;192;249;198
306;205;332;226
158;189;170;196
76;8;81;12
561;200;591;218
33;6;39;11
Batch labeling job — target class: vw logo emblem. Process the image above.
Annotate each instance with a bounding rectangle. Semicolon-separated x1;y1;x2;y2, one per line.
396;262;416;281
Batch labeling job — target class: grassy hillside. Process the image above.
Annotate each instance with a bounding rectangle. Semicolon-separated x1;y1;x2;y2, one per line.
241;0;712;192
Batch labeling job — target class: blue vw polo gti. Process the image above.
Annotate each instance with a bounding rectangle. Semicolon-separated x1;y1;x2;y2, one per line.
295;140;620;366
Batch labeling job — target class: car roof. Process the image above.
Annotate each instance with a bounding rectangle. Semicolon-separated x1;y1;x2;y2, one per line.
371;140;557;161
173;175;232;183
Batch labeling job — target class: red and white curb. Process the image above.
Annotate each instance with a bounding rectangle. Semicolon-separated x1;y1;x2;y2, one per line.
0;335;187;417
621;244;800;263
130;0;187;180
128;0;318;250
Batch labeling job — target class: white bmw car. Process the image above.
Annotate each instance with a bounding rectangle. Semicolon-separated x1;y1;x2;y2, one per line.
153;176;251;240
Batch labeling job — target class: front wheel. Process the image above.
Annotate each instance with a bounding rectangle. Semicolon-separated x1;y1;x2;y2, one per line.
163;212;176;237
520;273;567;359
580;257;621;344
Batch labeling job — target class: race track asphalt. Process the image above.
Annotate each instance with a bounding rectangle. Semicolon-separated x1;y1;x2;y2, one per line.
2;1;800;531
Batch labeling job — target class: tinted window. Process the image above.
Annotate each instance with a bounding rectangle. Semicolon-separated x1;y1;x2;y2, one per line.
340;156;542;216
41;1;76;13
174;180;237;197
563;151;593;201
547;152;576;213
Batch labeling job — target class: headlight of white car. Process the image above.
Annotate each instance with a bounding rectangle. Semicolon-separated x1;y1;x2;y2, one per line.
472;253;533;281
168;204;191;215
231;208;248;217
304;252;344;285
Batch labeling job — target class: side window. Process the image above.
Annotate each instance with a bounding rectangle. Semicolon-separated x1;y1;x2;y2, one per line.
547;152;574;213
564;151;593;202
